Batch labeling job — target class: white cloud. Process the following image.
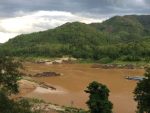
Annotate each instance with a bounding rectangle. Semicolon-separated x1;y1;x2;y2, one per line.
0;10;104;43
0;32;19;43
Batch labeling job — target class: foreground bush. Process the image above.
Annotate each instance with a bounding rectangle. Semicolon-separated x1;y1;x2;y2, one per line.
0;56;39;113
85;81;113;113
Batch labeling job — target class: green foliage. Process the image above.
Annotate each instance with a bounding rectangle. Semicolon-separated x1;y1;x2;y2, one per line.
0;15;150;62
0;92;40;113
61;107;88;113
134;68;150;113
98;57;113;64
0;56;23;94
0;56;38;113
0;91;14;113
85;81;113;113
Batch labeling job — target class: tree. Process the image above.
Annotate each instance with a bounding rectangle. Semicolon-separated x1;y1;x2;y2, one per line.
85;81;113;113
134;68;150;113
0;56;39;113
0;56;23;94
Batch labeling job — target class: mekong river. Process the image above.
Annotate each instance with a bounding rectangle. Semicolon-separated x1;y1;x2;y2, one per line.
24;63;144;113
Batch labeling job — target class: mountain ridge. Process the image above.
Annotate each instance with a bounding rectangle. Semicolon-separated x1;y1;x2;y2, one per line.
0;15;150;62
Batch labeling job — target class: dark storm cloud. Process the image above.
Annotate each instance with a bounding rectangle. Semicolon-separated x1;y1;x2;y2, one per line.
0;0;149;18
145;0;150;4
0;0;150;43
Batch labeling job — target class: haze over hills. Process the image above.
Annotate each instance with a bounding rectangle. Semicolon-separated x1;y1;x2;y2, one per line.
0;15;150;62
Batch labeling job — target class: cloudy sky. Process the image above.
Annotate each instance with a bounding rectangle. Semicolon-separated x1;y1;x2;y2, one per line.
0;0;150;43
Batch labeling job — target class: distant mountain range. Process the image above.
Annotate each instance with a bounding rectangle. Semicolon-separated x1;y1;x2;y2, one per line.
0;15;150;62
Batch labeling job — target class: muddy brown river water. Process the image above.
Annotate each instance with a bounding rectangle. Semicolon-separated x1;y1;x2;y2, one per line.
24;63;145;113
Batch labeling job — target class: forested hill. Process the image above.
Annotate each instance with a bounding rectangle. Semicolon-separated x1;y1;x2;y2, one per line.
0;15;150;62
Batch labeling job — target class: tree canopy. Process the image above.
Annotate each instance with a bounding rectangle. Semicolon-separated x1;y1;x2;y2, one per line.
85;81;113;113
134;68;150;113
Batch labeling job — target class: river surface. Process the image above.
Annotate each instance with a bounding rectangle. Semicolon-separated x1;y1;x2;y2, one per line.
24;63;144;113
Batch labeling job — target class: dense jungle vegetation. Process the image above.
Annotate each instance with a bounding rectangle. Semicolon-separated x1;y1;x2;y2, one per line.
0;15;150;63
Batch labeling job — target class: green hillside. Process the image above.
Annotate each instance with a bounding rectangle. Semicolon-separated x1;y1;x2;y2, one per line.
0;15;150;63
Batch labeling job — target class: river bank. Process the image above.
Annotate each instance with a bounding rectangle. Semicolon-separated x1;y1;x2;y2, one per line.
16;56;150;69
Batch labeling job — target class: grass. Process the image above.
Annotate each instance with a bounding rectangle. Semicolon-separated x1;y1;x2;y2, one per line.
60;107;89;113
25;98;88;113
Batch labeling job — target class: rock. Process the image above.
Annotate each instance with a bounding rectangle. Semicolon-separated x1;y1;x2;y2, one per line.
34;72;61;77
91;64;137;69
39;82;56;90
35;57;77;65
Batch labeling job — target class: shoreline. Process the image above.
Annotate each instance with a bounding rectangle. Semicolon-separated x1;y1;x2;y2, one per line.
16;78;68;99
24;61;148;70
14;56;150;69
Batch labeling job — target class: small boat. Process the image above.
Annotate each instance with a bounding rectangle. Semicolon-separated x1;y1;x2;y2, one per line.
125;76;145;81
